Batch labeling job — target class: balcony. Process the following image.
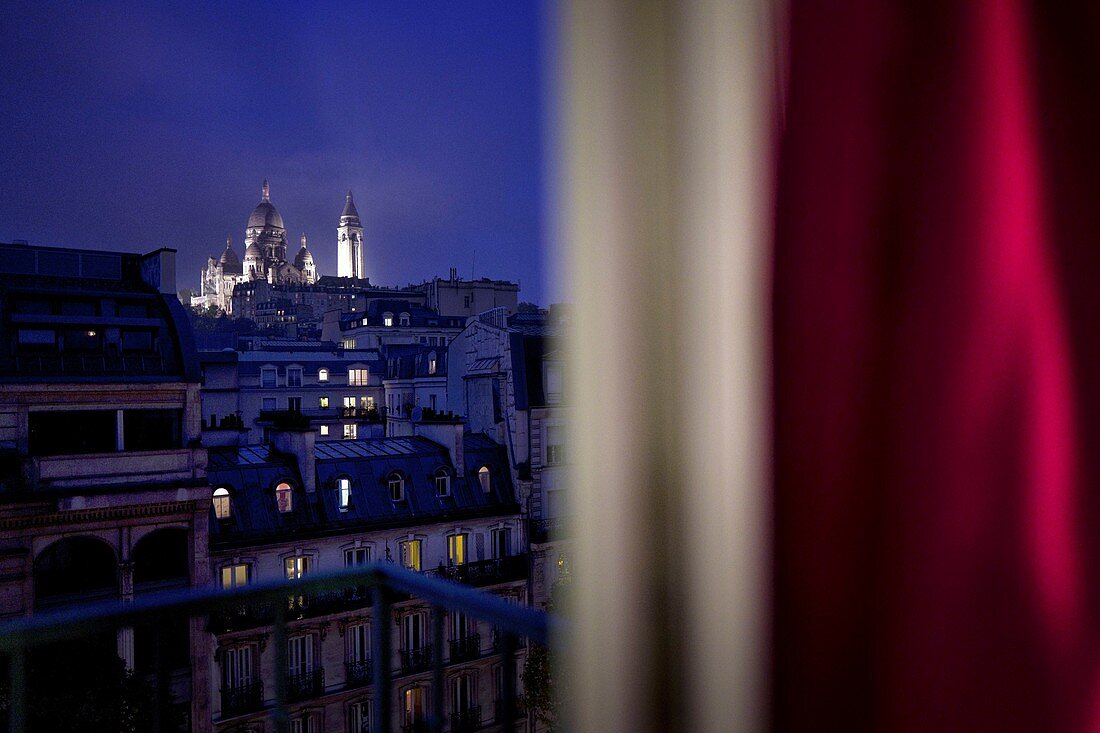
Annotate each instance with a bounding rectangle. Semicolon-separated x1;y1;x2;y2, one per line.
30;448;201;489
528;516;570;544
221;680;264;717
209;586;374;633
449;633;481;663
400;644;433;674
491;628;527;651
345;658;372;688
450;705;483;732
427;555;528;588
285;668;325;702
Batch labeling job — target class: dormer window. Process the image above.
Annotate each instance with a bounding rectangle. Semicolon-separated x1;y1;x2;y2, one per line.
318;368;329;382
399;312;411;326
388;473;406;502
212;487;232;519
428;352;438;375
383;312;394;327
275;482;293;513
338;477;352;512
478;466;491;494
434;468;451;497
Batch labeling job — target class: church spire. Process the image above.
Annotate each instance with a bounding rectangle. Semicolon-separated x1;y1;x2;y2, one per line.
262;179;270;201
300;232;308;249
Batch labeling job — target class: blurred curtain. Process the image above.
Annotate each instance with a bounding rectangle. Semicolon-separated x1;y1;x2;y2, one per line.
775;1;1100;730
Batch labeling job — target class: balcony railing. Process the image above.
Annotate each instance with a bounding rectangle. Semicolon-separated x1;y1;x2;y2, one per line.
449;705;482;732
449;633;481;662
400;644;433;674
345;658;372;688
426;555;528;588
400;722;429;733
221;679;264;716
528;516;570;544
285;667;325;701
0;563;555;733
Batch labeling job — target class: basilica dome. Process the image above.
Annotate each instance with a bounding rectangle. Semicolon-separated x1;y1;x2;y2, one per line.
247;179;285;231
219;238;242;274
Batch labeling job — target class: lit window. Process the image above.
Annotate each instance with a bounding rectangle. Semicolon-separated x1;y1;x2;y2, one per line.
212;487;232;519
400;539;421;571
338;477;352;511
344;423;357;439
342;339;355;349
383;313;394;327
284;555;311;580
546;424;564;465
428;352;438;375
389;473;405;502
360;395;374;411
404;686;426;726
343;396;357;415
287;367;302;387
261;367;276;388
319;395;329;408
320;424;330;436
220;563;250;589
345;547;371;566
318;368;329;382
448;533;467;566
434;468;451;497
349;700;372;732
348;369;370;386
478;467;491;493
276;482;293;513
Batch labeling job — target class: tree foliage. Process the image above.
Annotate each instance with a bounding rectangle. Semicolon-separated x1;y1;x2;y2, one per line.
522;572;571;731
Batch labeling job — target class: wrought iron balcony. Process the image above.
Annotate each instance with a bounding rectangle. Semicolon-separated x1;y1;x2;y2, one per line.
450;705;483;732
285;667;325;701
427;555;528;588
449;633;481;662
400;644;433;674
491;628;527;651
0;563;555;733
220;680;264;717
345;658;372;688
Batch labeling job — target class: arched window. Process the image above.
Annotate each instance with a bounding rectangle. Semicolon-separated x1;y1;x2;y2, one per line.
399;312;411;326
383;312;394;327
434;467;451;497
212;487;231;519
478;466;491;493
388;472;405;502
337;476;352;511
318;368;329;382
34;537;117;605
275;482;293;513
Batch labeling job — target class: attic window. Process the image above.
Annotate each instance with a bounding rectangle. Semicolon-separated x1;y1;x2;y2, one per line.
338;477;352;512
388;473;406;502
428;352;438;375
434;468;451;497
478;466;491;494
383;312;394;327
399;313;410;326
212;487;231;519
318;368;329;382
275;482;293;513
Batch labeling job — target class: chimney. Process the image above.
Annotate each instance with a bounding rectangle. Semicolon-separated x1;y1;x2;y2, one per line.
271;427;317;493
414;417;465;477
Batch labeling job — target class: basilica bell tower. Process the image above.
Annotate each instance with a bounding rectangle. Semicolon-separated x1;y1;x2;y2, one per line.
337;190;364;280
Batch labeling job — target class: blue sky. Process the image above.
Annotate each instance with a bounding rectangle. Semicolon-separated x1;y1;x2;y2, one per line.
0;1;552;304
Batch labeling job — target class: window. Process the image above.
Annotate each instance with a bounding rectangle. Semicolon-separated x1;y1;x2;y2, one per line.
288;396;302;413
342;338;355;349
319;396;330;408
285;555;312;580
262;397;277;411
349;700;372;733
320;424;330;436
220;563;250;589
448;533;467;566
383;313;394;327
318;368;329;382
399;313;410;326
288;634;314;678
343;396;357;415
434;468;451;497
360;396;374;411
122;408;182;451
290;715;314;733
430;394;437;411
389;473;405;502
212;487;232;519
261;367;276;388
276;482;294;512
450;610;475;641
451;673;478;714
344;423;357;439
400;539;421;571
348;369;370;386
345;546;371;566
338;477;352;511
491;528;512;559
464;295;472;308
287;367;302;387
404;686;426;726
544;362;563;403
546;424;564;465
403;613;426;651
223;646;253;691
478;466;491;493
428;352;438;375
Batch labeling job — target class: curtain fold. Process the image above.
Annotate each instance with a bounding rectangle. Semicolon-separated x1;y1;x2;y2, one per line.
774;2;1100;730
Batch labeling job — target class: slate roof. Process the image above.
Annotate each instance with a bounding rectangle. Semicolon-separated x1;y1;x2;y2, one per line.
207;434;517;548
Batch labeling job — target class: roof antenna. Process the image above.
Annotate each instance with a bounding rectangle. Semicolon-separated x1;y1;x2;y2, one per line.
471;249;476;279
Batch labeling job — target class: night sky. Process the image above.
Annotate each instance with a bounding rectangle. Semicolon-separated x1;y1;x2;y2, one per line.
0;1;553;305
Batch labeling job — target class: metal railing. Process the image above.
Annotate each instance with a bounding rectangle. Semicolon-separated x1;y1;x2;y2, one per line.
0;562;556;733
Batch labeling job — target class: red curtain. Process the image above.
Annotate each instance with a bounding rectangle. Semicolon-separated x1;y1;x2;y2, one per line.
774;2;1100;730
